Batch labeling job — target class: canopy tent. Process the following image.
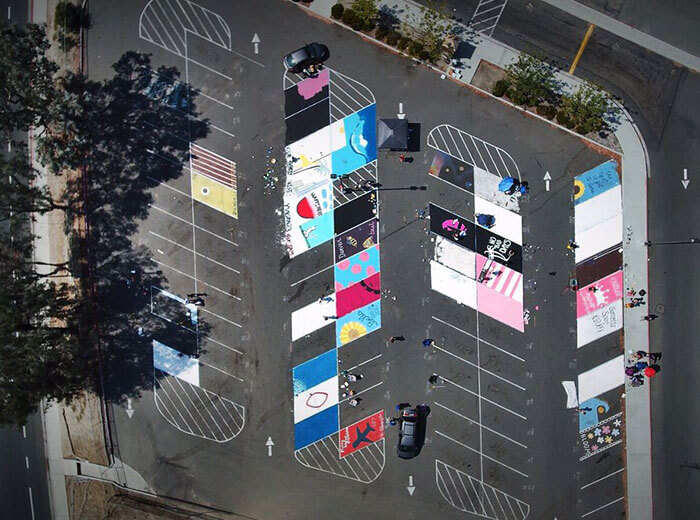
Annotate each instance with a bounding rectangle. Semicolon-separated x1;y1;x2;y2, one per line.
377;118;408;150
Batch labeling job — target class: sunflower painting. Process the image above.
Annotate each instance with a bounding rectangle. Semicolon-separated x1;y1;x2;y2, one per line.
339;321;367;345
335;301;381;347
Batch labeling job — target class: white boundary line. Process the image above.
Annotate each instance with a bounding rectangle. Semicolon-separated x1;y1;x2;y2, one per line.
580;467;625;490
290;264;334;287
149;230;240;274
580;496;624;518
150;258;241;300
440;376;527;420
432;316;525;362
432;344;525;391
435;430;529;478
433;401;527;449
149;204;239;246
199;360;244;382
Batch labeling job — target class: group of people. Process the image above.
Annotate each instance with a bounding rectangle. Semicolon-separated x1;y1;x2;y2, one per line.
340;370;364;406
625;350;662;387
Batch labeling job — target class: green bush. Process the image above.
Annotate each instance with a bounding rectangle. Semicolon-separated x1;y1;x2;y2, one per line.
363;19;377;31
331;3;344;19
505;52;558;107
492;79;510;97
408;40;424;57
385;30;401;46
341;8;358;26
351;0;378;29
536;104;557;119
556;110;570;126
54;1;89;33
398;36;412;51
375;26;389;40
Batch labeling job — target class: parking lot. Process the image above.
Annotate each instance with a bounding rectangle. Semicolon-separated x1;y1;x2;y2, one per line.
91;1;627;518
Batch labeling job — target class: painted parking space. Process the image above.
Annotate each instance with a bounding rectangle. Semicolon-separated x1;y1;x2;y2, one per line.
284;67;386;482
190;143;238;219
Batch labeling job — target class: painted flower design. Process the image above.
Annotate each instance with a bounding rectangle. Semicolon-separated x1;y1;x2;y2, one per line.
587;432;595;439
605;435;613;444
339;321;367;345
597;436;605;444
591;444;599;451
594;428;602;436
602;425;611;434
614;419;622;427
612;428;620;436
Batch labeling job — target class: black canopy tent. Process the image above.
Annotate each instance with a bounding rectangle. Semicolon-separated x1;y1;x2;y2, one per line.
377;118;408;150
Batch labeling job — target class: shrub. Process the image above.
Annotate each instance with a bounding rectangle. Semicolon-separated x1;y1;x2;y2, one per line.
559;82;620;134
331;3;344;19
536;104;557;119
505;52;558;107
556;110;570;126
350;17;364;31
352;0;378;29
408;40;424;57
341;8;357;26
398;36;412;51
55;1;90;34
375;26;389;40
492;79;510;97
384;30;400;46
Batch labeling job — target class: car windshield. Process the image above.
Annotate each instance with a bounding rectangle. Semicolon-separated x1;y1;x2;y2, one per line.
289;49;309;63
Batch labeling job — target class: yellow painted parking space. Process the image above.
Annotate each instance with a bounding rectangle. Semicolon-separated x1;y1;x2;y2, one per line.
191;171;238;219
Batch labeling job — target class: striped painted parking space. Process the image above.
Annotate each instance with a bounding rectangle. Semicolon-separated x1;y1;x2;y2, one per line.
154;368;245;443
190;143;237;189
295;435;385;484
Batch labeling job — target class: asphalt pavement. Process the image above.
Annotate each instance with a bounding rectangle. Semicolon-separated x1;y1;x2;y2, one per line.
0;412;52;520
78;0;632;518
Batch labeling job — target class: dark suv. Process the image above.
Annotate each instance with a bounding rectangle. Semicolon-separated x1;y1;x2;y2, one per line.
397;405;430;459
283;42;330;73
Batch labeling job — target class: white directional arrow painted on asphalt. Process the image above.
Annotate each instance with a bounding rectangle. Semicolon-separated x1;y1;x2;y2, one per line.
266;436;274;456
407;475;415;496
252;33;260;55
126;398;134;419
682;168;690;189
397;102;405;119
544;171;551;192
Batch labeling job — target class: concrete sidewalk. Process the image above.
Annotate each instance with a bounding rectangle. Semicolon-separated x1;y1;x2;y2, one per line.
296;1;653;518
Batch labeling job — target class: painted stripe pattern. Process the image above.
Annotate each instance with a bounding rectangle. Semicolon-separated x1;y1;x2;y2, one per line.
190;143;237;189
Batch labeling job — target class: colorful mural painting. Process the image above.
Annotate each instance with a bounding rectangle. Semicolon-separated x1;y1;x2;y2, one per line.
284;69;384;479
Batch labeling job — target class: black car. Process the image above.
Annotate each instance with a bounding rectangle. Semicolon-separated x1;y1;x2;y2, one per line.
283;42;330;73
397;405;430;459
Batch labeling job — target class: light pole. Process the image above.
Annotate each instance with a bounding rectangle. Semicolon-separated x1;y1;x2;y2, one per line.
644;238;700;246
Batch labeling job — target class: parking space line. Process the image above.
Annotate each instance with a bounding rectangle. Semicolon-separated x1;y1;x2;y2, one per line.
346;353;382;372
199;308;243;330
441;376;527;420
151;258;241;300
580;467;624;490
217;395;243;432
163;376;209;436
192;389;227;439
197;90;235;110
433;402;527;449
432;344;526;391
149;204;239;246
199;360;244;382
432;316;525;362
290;264;333;287
581;496;624;518
159;376;206;436
149;231;240;274
435;431;529;478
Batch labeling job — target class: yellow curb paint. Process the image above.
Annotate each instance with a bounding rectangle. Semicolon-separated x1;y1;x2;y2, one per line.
569;24;596;75
191;171;238;219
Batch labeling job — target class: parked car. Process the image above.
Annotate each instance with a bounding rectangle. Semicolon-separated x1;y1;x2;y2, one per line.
283;42;330;73
397;405;430;459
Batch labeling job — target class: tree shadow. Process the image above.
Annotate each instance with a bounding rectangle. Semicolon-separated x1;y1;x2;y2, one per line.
52;52;212;406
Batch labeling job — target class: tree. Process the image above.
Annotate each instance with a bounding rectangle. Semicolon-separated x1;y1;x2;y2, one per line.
351;0;378;30
0;226;86;426
54;1;90;51
559;82;620;134
0;146;69;218
412;0;452;63
0;23;59;136
505;52;559;106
